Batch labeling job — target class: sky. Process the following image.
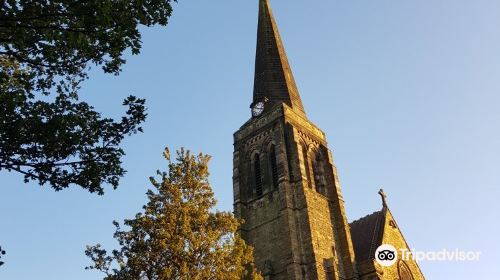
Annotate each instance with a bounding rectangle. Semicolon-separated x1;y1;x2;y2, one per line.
1;0;499;279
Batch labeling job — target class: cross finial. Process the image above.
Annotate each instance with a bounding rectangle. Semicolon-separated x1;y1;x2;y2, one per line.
378;188;388;208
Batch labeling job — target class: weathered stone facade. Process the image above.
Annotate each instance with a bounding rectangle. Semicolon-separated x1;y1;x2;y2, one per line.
234;104;357;280
233;1;425;279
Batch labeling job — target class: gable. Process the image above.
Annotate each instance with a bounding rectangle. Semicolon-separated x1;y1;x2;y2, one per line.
376;209;425;280
350;208;426;280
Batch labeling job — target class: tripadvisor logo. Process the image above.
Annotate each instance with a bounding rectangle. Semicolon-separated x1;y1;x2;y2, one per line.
375;244;398;266
375;244;482;266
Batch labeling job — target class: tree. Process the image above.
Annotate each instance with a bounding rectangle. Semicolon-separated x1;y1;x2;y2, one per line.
0;0;177;194
85;148;262;280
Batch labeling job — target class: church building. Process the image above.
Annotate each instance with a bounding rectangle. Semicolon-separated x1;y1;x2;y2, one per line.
232;1;426;279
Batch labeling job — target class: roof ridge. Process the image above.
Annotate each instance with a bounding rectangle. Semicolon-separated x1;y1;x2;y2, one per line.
349;210;383;225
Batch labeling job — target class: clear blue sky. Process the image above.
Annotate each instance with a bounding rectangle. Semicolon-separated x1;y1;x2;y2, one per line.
1;0;499;279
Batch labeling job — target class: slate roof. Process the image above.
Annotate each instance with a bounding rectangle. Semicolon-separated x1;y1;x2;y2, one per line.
349;210;386;262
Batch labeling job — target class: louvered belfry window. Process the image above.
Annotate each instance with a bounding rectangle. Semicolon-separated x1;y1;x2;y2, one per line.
302;146;311;187
270;145;279;189
254;154;263;197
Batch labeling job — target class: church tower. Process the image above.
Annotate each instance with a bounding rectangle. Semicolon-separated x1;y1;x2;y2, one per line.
233;1;425;280
233;1;358;279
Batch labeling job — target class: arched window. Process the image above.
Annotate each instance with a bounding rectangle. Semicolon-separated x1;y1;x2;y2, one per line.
323;258;334;280
398;261;414;280
313;151;326;195
254;154;263;197
269;145;279;189
302;145;311;187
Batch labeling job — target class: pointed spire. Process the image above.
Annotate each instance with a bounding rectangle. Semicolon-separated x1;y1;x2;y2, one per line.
253;0;305;114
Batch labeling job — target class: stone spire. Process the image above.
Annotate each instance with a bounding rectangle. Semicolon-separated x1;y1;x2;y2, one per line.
253;0;305;114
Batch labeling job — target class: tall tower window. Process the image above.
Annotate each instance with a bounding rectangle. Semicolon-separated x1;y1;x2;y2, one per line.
254;154;263;197
313;151;326;195
323;258;335;280
269;145;279;189
302;145;311;187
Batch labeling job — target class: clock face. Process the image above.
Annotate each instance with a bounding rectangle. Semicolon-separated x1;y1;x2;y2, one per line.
252;101;265;117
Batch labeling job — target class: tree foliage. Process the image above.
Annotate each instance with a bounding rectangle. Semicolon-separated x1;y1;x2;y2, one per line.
85;148;262;280
0;0;176;193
